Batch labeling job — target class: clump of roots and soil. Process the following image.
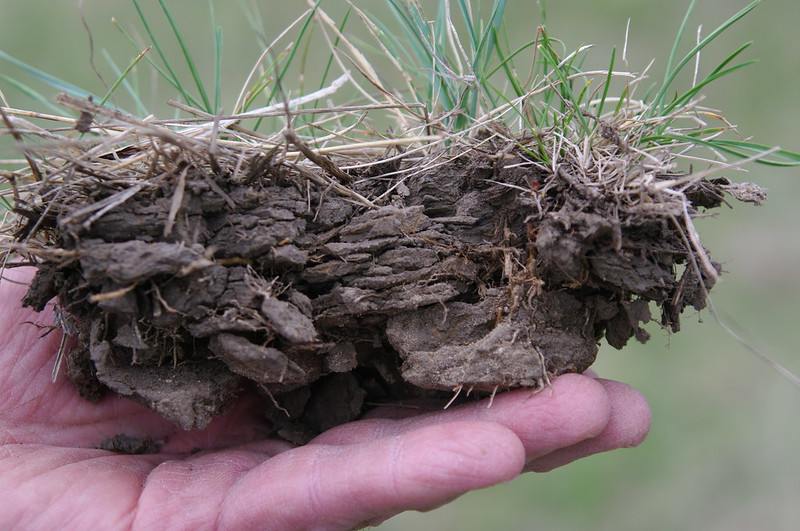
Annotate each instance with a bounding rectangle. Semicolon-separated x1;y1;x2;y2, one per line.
2;0;786;442
0;91;766;442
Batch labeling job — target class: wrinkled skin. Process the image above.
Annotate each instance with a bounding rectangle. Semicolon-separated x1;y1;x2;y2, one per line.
0;269;650;530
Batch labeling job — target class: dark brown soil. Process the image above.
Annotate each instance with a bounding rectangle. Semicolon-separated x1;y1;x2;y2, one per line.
98;434;161;455
15;148;743;442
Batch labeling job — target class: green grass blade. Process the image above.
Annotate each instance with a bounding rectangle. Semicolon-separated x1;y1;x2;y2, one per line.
467;0;506;114
488;82;536;130
242;3;320;130
457;0;479;53
385;0;456;113
664;60;755;114
405;2;439;105
538;30;589;134
474;0;507;70
99;46;149;108
492;29;524;97
574;79;591;108
538;0;548;26
663;0;697;91
614;84;629;116
433;0;450;107
357;6;425;105
708;41;753;77
430;1;462;111
253;0;320;129
214;26;223;113
101;49;149;116
661;41;754;115
653;0;696;112
361;7;420;75
653;0;760;113
130;0;199;109
407;1;433;43
0;75;66;115
435;0;448;53
156;0;212;112
597;47;616;118
0;49;93;100
707;139;800;167
386;0;432;65
0;195;12;211
645;133;800;167
485;38;536;80
209;0;223;113
386;0;439;94
318;7;351;92
241;56;280;111
269;0;320;103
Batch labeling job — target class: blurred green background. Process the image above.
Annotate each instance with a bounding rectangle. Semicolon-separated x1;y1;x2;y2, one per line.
1;1;798;529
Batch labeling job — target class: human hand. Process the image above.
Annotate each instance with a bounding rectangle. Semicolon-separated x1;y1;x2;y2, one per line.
0;268;650;530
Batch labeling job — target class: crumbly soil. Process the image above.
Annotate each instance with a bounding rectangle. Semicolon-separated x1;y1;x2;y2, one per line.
98;434;162;455
14;147;744;443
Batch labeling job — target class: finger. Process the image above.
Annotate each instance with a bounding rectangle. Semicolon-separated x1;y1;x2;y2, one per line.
132;442;291;530
526;379;651;472
313;374;612;462
217;421;525;530
360;367;600;419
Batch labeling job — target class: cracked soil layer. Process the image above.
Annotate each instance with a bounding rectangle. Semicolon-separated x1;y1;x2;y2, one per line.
19;153;724;442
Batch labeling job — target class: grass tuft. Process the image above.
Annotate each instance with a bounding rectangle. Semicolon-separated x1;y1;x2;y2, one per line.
0;0;798;191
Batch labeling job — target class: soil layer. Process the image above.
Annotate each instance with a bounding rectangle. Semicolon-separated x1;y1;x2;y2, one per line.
16;149;741;442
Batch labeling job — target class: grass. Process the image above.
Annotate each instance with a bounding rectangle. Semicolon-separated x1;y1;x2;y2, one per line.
1;0;798;167
98;46;150;108
1;0;799;224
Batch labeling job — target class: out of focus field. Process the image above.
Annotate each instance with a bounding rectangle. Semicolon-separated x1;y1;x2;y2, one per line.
1;1;798;529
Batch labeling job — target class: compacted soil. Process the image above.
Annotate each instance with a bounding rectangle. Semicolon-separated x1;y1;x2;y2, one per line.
14;142;744;443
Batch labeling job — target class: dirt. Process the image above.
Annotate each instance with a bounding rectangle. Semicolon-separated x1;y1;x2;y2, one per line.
98;434;161;455
12;145;754;442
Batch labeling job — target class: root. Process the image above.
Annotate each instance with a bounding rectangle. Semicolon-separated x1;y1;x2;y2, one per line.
487;386;499;409
443;384;463;410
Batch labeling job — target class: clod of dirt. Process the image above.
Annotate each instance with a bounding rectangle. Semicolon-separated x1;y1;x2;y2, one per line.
6;129;762;442
99;434;162;455
387;289;596;390
90;317;242;430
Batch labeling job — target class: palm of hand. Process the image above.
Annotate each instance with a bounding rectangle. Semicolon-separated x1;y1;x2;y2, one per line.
0;269;650;530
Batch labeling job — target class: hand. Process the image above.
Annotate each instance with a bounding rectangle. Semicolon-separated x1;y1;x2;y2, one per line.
0;268;650;530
